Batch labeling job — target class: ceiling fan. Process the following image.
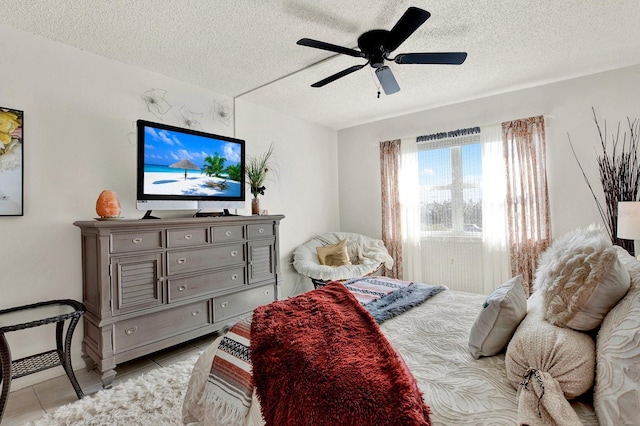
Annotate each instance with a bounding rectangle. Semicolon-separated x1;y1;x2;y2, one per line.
297;6;467;95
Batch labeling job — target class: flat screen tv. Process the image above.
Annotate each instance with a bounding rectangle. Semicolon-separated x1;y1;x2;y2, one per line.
136;120;245;217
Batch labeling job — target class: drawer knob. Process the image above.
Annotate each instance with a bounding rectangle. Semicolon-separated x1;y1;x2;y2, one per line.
264;289;271;296
191;309;200;316
177;285;187;292
220;301;229;309
230;251;238;257
225;230;232;236
132;237;142;244
231;274;238;280
184;234;192;240
177;258;187;264
125;326;137;335
259;228;264;234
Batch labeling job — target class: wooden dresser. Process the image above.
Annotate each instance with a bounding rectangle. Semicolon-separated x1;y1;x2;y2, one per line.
73;215;283;387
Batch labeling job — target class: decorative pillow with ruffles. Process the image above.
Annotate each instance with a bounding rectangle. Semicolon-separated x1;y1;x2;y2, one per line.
534;226;630;331
505;295;595;425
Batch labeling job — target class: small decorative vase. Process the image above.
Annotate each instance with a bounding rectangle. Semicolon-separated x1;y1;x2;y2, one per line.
252;198;260;215
96;190;121;218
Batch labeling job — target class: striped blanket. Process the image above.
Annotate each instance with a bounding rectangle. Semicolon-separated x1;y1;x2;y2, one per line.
203;317;253;424
343;275;414;304
205;277;443;424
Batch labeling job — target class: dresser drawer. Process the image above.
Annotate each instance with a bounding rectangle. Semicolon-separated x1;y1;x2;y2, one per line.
166;243;245;275
167;266;246;302
167;227;209;247
213;284;274;322
247;223;274;239
114;300;209;352
211;225;244;243
111;230;163;253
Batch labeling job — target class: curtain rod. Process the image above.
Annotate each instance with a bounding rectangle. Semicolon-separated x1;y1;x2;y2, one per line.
416;126;481;142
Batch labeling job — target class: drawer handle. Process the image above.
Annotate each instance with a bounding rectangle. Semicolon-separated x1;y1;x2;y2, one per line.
132;237;142;244
125;326;137;335
230;251;238;257
259;228;264;234
184;234;192;240
191;309;200;316
177;285;187;292
225;231;232;236
264;289;271;296
220;301;229;309
177;258;186;264
231;274;238;280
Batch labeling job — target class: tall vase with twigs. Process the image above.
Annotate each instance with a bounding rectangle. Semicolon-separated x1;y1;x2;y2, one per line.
246;143;275;215
569;107;640;255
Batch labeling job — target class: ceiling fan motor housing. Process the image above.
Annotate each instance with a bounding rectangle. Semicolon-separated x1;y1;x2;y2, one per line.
357;29;390;68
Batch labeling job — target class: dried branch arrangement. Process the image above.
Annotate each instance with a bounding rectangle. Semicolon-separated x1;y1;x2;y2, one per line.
568;107;640;254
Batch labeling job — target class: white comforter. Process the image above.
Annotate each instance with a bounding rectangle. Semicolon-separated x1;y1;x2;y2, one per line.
182;289;598;425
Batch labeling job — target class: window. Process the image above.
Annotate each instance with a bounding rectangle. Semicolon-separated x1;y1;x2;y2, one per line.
418;137;483;238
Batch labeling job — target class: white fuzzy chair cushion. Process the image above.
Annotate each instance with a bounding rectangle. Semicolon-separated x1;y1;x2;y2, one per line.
292;232;394;281
534;226;631;331
595;247;640;424
468;275;527;359
505;294;595;425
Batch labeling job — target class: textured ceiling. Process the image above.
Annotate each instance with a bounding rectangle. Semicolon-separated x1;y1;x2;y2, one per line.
1;1;640;129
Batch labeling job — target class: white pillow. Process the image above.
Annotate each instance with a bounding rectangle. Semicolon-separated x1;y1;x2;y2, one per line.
595;247;640;424
534;226;631;331
468;275;527;359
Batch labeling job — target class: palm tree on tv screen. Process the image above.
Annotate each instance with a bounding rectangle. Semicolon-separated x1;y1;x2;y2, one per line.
202;154;226;178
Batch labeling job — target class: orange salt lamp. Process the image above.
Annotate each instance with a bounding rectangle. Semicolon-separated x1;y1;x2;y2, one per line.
96;190;121;218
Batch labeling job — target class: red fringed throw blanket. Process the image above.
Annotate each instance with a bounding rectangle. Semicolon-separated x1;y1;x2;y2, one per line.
250;282;431;426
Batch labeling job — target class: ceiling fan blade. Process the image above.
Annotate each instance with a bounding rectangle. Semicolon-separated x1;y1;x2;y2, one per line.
297;38;364;58
311;63;367;87
383;7;431;52
394;52;468;65
375;66;400;95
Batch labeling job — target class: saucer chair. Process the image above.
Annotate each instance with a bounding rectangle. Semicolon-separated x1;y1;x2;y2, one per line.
292;232;394;289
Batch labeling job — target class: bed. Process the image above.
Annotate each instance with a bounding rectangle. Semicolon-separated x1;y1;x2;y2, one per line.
183;235;640;425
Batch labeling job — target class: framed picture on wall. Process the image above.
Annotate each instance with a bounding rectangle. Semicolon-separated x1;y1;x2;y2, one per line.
0;106;23;216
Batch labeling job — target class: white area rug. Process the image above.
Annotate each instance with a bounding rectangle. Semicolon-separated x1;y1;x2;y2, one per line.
28;356;198;425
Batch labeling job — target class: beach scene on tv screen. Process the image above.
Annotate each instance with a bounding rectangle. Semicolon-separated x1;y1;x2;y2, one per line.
143;126;242;198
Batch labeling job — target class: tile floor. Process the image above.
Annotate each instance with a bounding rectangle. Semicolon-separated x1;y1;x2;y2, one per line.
2;333;219;425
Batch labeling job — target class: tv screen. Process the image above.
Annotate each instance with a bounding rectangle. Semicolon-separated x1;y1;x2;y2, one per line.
136;120;245;213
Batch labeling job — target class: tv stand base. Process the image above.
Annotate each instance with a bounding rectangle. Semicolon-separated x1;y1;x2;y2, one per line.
141;210;160;219
195;209;237;217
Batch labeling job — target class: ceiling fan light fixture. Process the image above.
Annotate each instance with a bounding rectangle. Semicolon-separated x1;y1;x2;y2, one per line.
376;66;400;95
371;55;385;69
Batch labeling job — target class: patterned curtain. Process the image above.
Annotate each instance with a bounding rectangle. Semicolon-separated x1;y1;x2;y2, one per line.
380;140;402;279
502;116;551;295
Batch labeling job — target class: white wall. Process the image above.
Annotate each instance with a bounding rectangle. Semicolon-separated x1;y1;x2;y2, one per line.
0;24;338;389
338;65;640;242
235;99;340;296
